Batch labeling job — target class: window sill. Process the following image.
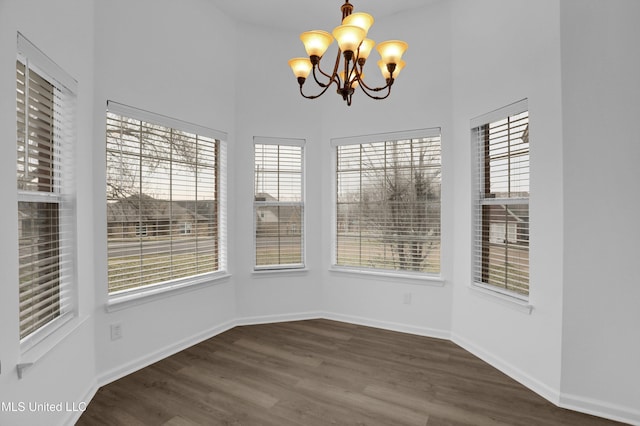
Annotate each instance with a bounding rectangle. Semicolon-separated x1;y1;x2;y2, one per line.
252;267;309;278
469;282;533;314
18;314;89;379
107;272;231;313
330;266;445;286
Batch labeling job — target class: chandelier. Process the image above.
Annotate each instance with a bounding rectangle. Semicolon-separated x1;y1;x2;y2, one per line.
288;0;408;106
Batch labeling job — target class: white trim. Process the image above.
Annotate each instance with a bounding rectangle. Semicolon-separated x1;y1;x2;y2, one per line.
559;392;640;426
453;332;640;425
106;273;231;312
63;380;99;426
253;136;306;147
330;266;445;286
106;100;228;141
451;332;560;406
17;316;90;377
17;32;77;92
331;127;441;147
19;312;75;355
252;266;308;275
323;311;451;340
235;311;323;326
95;318;237;387
468;282;533;313
219;140;229;272
470;98;528;128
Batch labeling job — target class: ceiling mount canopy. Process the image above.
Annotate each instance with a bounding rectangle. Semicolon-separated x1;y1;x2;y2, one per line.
288;0;408;106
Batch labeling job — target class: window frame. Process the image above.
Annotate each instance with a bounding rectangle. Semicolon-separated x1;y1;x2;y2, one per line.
16;32;78;352
471;99;530;301
330;128;442;281
105;101;229;304
253;136;306;271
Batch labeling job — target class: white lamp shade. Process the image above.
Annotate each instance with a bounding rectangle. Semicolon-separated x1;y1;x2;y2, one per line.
332;25;366;53
300;30;334;57
342;12;374;35
288;57;313;79
378;59;405;79
357;38;375;61
376;40;409;64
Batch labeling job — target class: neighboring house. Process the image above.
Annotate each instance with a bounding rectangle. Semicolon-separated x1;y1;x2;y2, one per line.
107;194;214;238
254;192;302;237
488;204;529;244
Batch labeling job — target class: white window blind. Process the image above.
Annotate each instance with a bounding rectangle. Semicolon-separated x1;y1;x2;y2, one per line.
254;138;305;269
16;33;77;345
106;102;226;294
333;129;441;274
472;100;530;298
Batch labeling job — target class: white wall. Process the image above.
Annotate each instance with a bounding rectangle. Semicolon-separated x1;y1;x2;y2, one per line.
92;0;238;386
232;22;325;322
449;0;565;403
0;1;96;425
559;0;640;420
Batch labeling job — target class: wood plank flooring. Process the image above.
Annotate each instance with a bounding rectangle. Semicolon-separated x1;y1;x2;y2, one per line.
77;319;622;426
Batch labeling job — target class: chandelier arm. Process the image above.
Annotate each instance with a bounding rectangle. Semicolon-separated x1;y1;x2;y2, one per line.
357;82;393;100
314;58;335;81
311;65;332;88
355;63;394;92
332;48;344;84
312;48;343;88
357;77;392;92
299;83;332;100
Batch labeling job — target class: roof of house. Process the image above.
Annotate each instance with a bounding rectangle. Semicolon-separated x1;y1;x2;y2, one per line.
107;193;210;223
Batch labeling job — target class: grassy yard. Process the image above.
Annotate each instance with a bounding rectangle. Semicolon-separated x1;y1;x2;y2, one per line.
336;236;441;274
109;236;443;292
108;251;216;293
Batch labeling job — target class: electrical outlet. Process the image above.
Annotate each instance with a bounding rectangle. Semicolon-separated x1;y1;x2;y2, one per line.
110;323;123;341
403;292;412;305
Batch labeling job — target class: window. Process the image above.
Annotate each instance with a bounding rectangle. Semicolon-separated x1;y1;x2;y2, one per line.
253;138;305;270
472;99;530;298
106;102;227;294
16;33;77;345
332;129;441;275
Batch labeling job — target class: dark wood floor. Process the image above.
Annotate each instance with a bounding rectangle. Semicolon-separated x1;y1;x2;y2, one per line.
78;319;622;426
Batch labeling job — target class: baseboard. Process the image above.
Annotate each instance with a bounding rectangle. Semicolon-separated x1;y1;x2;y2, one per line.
323;311;451;340
451;332;640;425
94;312;323;389
451;332;561;405
95;318;237;388
559;392;640;426
235;311;323;326
63;380;98;426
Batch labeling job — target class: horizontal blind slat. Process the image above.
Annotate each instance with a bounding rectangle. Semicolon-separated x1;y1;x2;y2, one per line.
473;106;529;297
107;108;222;293
254;143;305;268
335;135;441;274
17;48;77;342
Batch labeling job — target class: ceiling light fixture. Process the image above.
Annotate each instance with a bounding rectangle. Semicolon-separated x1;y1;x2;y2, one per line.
288;0;408;106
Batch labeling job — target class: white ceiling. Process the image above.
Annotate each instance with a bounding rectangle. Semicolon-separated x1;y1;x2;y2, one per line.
208;0;439;32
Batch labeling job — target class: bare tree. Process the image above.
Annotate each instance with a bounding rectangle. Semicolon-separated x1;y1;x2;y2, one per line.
360;139;441;271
